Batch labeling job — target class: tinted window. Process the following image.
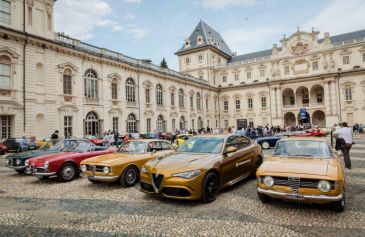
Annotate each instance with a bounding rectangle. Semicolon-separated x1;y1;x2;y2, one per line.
149;141;162;151
161;142;171;150
236;136;250;149
178;137;223;154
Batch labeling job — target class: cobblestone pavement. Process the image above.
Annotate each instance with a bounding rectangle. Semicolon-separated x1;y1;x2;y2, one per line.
1;136;365;237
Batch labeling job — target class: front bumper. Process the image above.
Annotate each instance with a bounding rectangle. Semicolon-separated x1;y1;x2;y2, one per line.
7;165;26;171
257;187;343;202
30;167;57;177
82;173;119;182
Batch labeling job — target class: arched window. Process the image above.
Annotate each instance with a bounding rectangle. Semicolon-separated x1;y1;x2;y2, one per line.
196;93;201;110
111;79;118;100
0;55;11;88
178;89;184;108
157;115;165;132
198;117;203;130
126;113;137;133
0;0;11;24
84;112;99;136
36;63;44;83
156;84;163;105
190;93;194;108
179;116;186;130
145;86;150;103
126;78;136;103
63;69;72;95
84;69;98;98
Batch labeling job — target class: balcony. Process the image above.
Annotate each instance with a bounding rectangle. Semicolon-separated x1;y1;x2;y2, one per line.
84;97;99;105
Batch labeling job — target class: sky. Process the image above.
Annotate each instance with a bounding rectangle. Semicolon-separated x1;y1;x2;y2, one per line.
54;0;365;71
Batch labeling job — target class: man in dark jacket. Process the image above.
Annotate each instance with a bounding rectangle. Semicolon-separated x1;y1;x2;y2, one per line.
51;130;59;139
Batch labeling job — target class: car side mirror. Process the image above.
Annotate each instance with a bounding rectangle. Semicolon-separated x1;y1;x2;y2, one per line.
152;150;156;153
225;146;237;155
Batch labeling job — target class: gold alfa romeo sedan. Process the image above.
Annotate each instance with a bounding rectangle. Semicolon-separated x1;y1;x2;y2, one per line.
80;140;174;187
256;138;345;212
140;134;263;203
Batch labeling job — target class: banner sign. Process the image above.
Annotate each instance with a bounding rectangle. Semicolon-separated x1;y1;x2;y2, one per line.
300;108;307;120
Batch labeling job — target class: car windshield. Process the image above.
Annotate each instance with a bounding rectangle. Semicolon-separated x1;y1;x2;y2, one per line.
74;141;95;153
177;137;223;154
272;140;332;158
48;140;79;152
118;141;147;153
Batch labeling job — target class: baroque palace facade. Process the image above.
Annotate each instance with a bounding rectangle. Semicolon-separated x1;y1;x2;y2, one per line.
0;0;365;139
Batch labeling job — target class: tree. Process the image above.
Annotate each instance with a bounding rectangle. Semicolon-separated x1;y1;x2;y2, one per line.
160;57;168;69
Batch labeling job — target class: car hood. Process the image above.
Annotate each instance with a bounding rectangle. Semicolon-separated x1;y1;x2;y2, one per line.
260;157;329;176
146;153;219;174
7;150;58;160
28;152;78;164
82;153;147;166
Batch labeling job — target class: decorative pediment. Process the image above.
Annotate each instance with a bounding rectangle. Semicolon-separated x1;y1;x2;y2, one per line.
144;110;155;116
188;90;195;96
340;81;356;87
108;108;122;115
221;95;230;100
142;80;153;88
309;54;320;61
107;72;122;80
57;105;79;113
291;42;309;55
0;47;20;62
244;66;253;71
257;64;267;69
189;113;196;118
245;92;254;98
27;0;35;8
281;60;291;65
233;94;242;99
168;85;176;92
339;49;352;55
204;93;210;98
57;62;78;73
169;112;178;117
359;46;365;52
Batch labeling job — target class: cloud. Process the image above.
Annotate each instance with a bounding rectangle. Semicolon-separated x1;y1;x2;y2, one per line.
129;28;150;39
121;0;141;4
123;13;136;20
201;0;256;10
302;0;365;35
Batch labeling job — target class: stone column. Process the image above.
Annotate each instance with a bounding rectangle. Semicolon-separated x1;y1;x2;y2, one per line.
276;86;282;118
330;79;337;116
324;80;331;115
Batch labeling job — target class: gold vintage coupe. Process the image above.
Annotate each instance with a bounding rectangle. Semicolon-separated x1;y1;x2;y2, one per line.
80;140;174;187
256;137;345;212
140;134;263;203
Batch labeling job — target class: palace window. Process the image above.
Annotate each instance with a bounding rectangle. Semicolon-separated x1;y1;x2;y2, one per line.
261;97;267;108
312;61;319;71
157;115;165;132
84;69;98;98
198;117;203;130
145;87;150;103
214;99;217;110
224;120;228;129
156;84;163;105
224;101;228;111
284;66;290;75
172;119;175;130
146;118;151;132
178;89;184;108
235;99;240;110
260;69;265;78
190;94;194;108
170;92;175;106
196;93;202;110
216;120;218;128
179;116;186;130
317;94;323;103
249;119;254;128
63;69;72;95
247;71;252;80
111;81;118;100
64;116;72;138
199;75;204;80
125;78;136;103
0;58;11;88
0;0;11;24
126;114;137;133
206;98;209;110
290;96;295;105
113;117;119;133
213;75;216;85
234;74;239;81
223;75;227;82
192;119;195;130
185;57;190;64
345;88;352;101
248;98;253;109
198;54;203;62
302;94;309;104
1;115;11;139
363;53;365;62
343;56;350;65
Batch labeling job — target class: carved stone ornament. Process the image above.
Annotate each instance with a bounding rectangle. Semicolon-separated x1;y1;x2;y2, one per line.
27;0;35;8
45;0;54;15
291;42;309;55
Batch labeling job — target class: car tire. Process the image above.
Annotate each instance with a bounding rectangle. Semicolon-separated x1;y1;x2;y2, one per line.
333;193;345;212
58;163;77;182
258;192;271;203
201;172;219;203
261;141;270;149
120;166;139;187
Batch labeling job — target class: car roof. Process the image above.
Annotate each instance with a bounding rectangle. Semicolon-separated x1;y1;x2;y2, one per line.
127;139;168;142
194;134;244;138
280;137;328;142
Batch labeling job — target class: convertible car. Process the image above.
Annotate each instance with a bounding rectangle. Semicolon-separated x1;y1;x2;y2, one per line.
176;134;193;146
81;139;174;187
140;134;263;203
26;139;113;182
6;139;75;174
254;136;281;149
256;137;345;212
0;143;7;155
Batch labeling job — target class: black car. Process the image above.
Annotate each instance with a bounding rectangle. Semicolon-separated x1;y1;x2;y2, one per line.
4;138;37;152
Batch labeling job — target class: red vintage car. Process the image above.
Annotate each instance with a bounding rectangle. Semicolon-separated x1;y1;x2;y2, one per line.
293;130;328;137
0;143;7;155
86;135;104;146
26;139;114;182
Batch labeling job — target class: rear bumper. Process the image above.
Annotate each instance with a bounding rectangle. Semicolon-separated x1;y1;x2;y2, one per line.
257;187;343;202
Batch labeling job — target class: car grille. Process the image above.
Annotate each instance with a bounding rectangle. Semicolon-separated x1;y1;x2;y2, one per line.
152;174;164;191
32;168;47;174
8;158;23;166
162;188;190;197
140;182;154;192
273;176;335;190
86;165;104;173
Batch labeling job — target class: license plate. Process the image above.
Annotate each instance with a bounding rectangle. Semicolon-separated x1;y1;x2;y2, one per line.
286;194;304;200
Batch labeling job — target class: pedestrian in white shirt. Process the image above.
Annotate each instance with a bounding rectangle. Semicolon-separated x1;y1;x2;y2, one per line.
333;122;353;169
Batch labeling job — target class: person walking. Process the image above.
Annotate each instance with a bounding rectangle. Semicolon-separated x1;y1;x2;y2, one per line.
334;122;353;169
51;130;59;140
114;131;120;148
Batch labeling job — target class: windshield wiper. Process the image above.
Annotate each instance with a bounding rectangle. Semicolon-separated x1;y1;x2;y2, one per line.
290;154;314;157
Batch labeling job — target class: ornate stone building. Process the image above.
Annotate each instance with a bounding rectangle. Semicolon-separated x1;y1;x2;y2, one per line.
0;0;364;139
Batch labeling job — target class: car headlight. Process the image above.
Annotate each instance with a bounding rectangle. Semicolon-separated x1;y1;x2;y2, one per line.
81;164;87;173
44;161;49;169
25;160;29;166
172;170;202;179
16;159;21;165
141;166;148;174
318;180;331;192
262;176;274;188
103;167;110;174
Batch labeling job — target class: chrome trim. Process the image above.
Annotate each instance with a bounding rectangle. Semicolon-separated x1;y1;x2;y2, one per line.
34;172;57;176
87;175;119;182
7;165;26;170
257;187;343;201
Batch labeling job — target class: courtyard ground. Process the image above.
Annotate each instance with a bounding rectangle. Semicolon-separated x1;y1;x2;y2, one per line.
0;136;365;237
